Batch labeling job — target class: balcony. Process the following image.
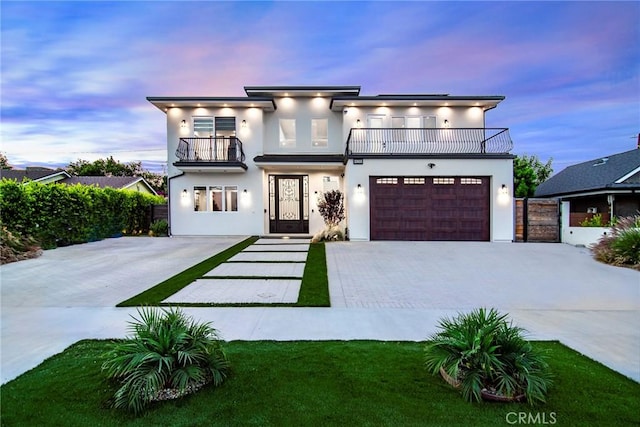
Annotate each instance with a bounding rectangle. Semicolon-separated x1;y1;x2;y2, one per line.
174;137;247;172
345;128;513;157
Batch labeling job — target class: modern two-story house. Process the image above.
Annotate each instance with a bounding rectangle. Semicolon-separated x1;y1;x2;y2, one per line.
147;85;514;241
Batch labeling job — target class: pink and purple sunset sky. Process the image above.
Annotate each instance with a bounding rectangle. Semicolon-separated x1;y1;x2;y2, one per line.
1;1;638;175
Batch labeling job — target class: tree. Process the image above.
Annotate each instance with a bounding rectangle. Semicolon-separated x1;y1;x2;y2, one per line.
0;153;12;170
66;156;142;177
513;155;553;198
66;157;167;195
317;190;345;227
313;190;346;242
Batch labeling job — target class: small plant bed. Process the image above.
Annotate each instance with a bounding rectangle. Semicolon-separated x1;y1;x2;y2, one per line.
2;341;638;425
117;239;330;307
0;226;42;264
590;215;640;270
425;308;553;405
102;307;229;414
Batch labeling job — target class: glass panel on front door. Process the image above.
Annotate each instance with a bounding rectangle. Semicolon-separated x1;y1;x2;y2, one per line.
279;178;300;220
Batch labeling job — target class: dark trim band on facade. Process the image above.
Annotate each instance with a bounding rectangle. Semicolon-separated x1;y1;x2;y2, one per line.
173;161;248;170
253;154;346;164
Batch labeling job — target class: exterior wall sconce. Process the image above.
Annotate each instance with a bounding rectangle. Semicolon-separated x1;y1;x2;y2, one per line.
428;163;436;169
180;120;187;129
498;184;510;206
443;119;451;128
356;184;364;195
356;119;362;128
181;189;188;199
240;189;251;207
241;120;247;129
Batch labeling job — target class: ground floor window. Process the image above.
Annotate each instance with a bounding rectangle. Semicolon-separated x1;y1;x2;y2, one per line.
193;185;238;212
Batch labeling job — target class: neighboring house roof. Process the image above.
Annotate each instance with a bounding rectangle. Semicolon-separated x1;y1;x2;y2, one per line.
1;169;157;195
534;148;640;197
61;176;158;195
0;167;70;182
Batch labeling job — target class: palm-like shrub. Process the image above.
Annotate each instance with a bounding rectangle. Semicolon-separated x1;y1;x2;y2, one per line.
102;307;229;414
424;308;552;405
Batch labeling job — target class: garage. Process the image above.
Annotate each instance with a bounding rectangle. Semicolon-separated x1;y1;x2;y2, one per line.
369;176;490;241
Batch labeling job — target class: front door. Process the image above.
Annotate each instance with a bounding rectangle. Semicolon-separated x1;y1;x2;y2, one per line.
269;175;309;234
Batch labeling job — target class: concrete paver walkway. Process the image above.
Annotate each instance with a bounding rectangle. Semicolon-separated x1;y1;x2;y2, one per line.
1;236;638;385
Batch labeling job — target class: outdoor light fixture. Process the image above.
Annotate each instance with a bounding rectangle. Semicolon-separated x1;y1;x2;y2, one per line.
181;189;188;198
500;184;508;195
180;120;187;129
241;120;247;129
243;189;248;194
443;119;450;128
356;119;362;128
428;163;436;169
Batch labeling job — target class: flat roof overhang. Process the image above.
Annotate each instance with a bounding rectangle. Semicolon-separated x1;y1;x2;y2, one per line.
330;95;505;111
147;97;276;112
245;86;361;98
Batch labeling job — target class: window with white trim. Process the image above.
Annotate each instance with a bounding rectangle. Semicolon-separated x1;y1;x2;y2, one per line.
312;119;328;147
279;119;296;148
194;186;207;211
210;185;237;212
194;185;238;211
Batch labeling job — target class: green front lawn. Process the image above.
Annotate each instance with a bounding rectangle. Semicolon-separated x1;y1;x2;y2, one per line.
2;340;638;426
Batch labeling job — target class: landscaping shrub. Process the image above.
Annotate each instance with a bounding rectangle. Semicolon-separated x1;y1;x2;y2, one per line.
424;308;552;405
102;307;229;414
591;215;640;269
0;226;42;264
313;190;345;242
0;179;165;249
580;213;607;227
149;219;169;237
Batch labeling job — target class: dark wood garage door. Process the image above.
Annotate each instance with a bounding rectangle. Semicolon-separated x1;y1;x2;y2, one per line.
369;176;490;241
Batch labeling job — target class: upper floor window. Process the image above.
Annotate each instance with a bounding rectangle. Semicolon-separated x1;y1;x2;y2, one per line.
215;117;236;137
279;119;296;148
193;117;214;137
312;119;328;147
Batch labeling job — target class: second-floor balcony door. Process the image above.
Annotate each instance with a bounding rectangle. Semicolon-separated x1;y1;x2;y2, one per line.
269;175;309;234
367;114;385;153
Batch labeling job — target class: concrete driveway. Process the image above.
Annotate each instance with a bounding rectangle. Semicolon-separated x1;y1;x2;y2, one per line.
1;236;638;384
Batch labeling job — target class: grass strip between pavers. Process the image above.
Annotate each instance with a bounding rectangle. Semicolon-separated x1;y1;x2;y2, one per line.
2;340;638;426
116;236;259;307
117;239;330;308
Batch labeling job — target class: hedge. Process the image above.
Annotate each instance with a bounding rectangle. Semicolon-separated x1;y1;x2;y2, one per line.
0;179;166;249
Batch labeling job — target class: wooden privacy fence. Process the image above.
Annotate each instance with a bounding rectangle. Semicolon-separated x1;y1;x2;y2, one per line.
515;198;560;242
149;204;168;223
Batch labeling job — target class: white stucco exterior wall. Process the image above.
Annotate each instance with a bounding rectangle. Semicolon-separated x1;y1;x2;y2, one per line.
166;106;266;236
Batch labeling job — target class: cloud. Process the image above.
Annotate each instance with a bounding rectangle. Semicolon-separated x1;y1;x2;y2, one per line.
1;1;638;177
